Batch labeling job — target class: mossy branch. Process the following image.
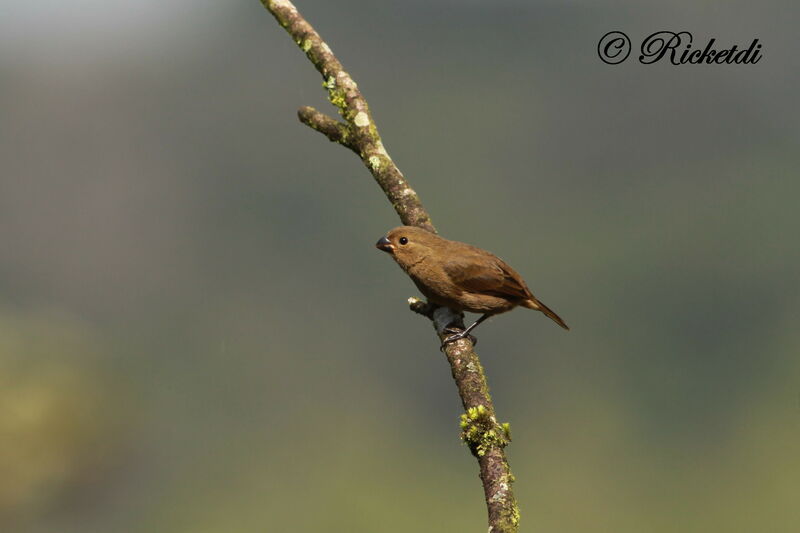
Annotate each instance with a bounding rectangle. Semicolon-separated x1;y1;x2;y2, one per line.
260;1;519;531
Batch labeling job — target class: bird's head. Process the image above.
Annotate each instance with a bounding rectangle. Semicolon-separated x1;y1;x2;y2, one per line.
375;226;439;268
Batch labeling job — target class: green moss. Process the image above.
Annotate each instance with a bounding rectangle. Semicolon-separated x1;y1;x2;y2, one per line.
459;405;510;457
322;76;348;115
501;502;521;531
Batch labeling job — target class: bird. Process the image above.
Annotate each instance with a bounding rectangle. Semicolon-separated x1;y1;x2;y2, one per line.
375;225;568;347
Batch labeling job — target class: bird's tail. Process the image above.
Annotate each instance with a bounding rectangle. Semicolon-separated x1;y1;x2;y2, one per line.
523;297;569;330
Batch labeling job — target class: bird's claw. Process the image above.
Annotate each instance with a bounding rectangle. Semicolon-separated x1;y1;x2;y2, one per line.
440;328;478;351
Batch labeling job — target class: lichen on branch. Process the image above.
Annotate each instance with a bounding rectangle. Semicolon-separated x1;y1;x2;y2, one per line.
262;0;434;232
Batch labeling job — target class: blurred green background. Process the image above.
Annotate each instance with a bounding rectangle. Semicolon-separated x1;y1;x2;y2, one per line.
1;1;799;531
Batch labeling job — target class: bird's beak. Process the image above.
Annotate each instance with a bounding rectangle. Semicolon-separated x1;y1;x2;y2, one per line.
375;236;395;253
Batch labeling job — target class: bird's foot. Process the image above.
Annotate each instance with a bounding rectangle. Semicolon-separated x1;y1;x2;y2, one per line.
440;327;477;351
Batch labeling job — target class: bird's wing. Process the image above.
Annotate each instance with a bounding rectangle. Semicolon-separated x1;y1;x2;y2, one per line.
443;252;532;301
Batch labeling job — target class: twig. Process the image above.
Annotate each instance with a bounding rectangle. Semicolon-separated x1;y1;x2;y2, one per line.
260;2;519;530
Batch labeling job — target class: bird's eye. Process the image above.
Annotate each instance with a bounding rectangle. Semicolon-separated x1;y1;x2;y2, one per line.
399;237;408;245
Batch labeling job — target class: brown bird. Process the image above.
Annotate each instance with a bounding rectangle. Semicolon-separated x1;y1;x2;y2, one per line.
376;226;568;346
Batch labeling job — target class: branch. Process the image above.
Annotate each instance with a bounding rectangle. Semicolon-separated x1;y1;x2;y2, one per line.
297;106;350;146
261;2;519;530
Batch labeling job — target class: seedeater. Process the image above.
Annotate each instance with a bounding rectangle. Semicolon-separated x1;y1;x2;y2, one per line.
376;226;568;346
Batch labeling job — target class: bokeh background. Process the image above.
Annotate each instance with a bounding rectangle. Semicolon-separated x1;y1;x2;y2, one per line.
2;1;799;531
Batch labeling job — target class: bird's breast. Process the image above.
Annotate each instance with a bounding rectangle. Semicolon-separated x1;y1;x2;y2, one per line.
406;261;458;304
